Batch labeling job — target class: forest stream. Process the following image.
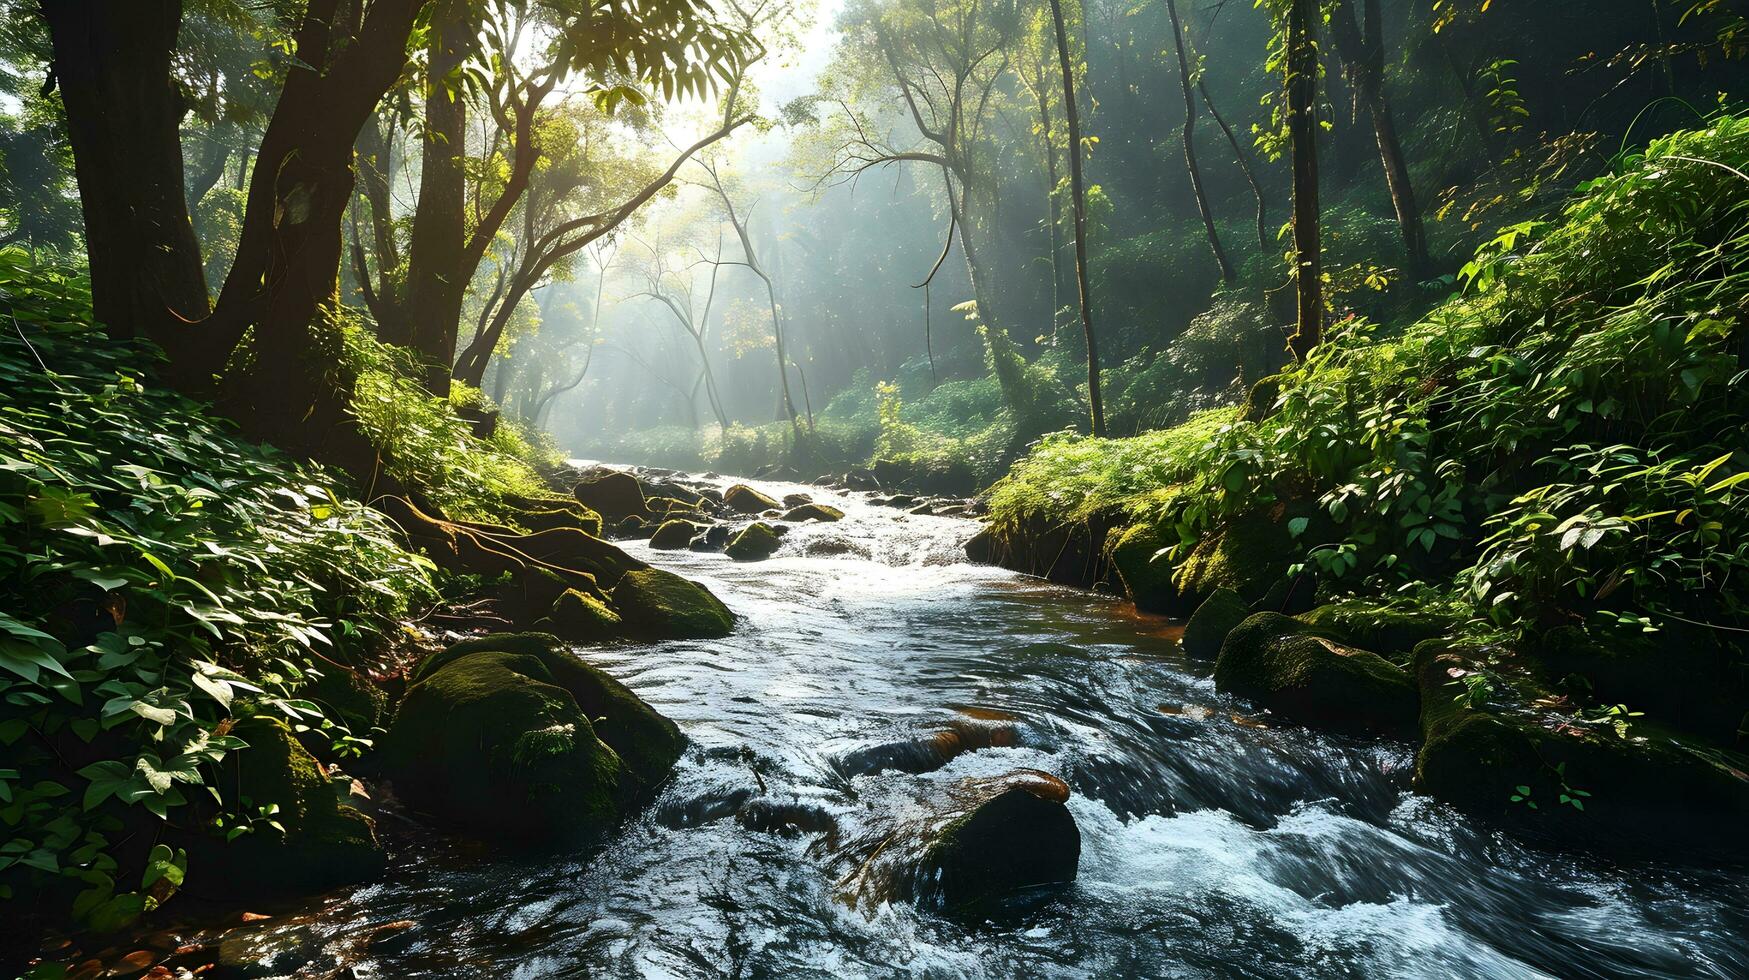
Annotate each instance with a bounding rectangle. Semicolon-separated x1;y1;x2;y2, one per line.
186;471;1749;980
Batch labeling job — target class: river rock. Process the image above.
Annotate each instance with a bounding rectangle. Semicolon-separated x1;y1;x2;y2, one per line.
382;634;685;842
649;519;706;550
574;472;648;520
782;493;813;508
897;772;1080;913
726;522;783;561
1181;588;1249;659
1413;641;1749;858
612;567;736;637
1214;612;1418;736
724;483;781;513
845;469;881;491
1108;522;1179;614
783;503;844;523
1297;600;1455;659
542;588;624;641
190;717;384;897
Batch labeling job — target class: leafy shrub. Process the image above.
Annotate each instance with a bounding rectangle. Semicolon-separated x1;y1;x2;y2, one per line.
0;251;432;927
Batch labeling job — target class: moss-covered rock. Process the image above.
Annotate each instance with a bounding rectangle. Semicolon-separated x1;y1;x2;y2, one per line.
783;503;844;523
648;519;705;550
383;634;684;842
1214;612;1418;735
1297;601;1456;661
300;664;388;731
1107;522;1179;614
726;522;783;561
723;484;780;514
192;717;383;897
574;472;648;519
611;567;735;638
1536;624;1746;744
1174;512;1297;607
1182;588;1249;659
542;588;624;642
1412;641;1749;858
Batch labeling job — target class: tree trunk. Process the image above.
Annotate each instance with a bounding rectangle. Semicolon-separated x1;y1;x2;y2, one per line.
355;112;403;335
1047;0;1104;437
1032;80;1067;342
1329;0;1428;279
1165;0;1234;284
209;0;427;464
1287;0;1323;359
43;0;210;376
401;0;471;395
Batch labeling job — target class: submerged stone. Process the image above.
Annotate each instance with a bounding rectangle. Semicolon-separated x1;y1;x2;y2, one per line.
911;774;1080;913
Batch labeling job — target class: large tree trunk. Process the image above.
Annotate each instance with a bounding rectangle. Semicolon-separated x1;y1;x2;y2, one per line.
1329;0;1428;279
209;0;427;465
1287;0;1323;359
401;0;471;395
1164;0;1234;284
1048;0;1104;437
42;0;210;375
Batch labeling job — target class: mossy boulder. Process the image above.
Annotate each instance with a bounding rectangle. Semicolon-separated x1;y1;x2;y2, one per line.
910;773;1080;913
1214;613;1418;735
1297;601;1456;661
1181;588;1249;659
783;503;844;523
1107;522;1179;613
574;472;648;519
1412;641;1749;858
542;588;624;642
300;664;388;731
723;484;780;514
611;567;735;638
649;519;706;550
192;717;383;897
1174;512;1298;608
726;522;783;561
1536;624;1746;744
384;634;684;842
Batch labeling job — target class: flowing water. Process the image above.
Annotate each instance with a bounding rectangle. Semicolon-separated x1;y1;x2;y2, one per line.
214;473;1749;979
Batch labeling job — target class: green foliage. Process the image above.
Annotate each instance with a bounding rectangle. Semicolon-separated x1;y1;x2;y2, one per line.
999;117;1749;647
346;328;557;522
0;250;431;926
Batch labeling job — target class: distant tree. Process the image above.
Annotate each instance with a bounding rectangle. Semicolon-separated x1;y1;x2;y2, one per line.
1045;0;1104;435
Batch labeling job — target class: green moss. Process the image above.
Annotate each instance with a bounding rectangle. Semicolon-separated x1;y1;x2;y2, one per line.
649;519;706;550
384;648;631;840
1107;522;1179;613
543;589;625;641
1297;600;1457;661
1412;641;1749;857
1214;613;1418;735
1173;513;1295;605
724;484;781;513
207;717;383;894
726;522;783;561
1182;588;1250;659
783;503;845;522
611;567;736;638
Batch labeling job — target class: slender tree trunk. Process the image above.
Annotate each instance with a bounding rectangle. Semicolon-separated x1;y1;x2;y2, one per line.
42;0;210;374
1330;0;1428;278
1165;0;1234;284
1199;78;1269;252
1033;83;1067;341
1287;0;1323;358
401;0;470;394
1047;0;1104;437
354;112;402;333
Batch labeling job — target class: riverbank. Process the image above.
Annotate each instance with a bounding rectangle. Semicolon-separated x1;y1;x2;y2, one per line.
970;118;1749;860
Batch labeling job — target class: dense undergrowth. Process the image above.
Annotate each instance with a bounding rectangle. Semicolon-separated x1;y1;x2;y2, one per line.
0;251;562;937
992;116;1749;649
